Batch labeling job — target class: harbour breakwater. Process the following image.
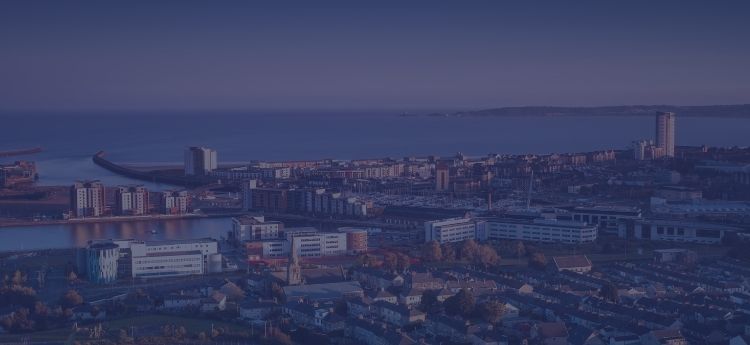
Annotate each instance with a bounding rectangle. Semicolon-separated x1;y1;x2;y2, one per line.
92;151;213;187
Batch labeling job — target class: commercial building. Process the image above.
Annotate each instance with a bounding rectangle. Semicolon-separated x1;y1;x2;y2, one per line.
338;227;368;254
558;205;642;233
290;232;348;258
424;217;482;244
71;180;106;218
249;227;354;259
85;242;120;284
0;161;37;187
114;185;149;216
231;215;283;242
435;164;450;192
485;218;597;244
618;219;740;244
83;238;222;282
184;146;217;176
655;111;676;157
160;190;191;214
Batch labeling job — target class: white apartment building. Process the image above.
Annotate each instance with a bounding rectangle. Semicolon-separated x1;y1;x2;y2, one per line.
184;146;218;176
485;218;598;244
424;217;481;244
231;215;283;242
114;185;149;216
161;190;191;214
71;180;106;218
655;111;676;158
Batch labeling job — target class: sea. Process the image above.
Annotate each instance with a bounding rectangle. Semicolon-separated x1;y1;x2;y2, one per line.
1;110;749;251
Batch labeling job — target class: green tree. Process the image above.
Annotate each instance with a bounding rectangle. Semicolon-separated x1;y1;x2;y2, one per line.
444;289;475;317
599;281;620;303
419;289;439;313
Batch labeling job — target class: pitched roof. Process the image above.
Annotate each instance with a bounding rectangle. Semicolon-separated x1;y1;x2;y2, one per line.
553;255;592;269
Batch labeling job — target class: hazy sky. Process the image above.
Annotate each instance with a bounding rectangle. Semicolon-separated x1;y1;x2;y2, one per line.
1;0;749;111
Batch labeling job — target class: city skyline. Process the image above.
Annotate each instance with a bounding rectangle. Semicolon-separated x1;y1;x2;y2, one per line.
2;0;750;111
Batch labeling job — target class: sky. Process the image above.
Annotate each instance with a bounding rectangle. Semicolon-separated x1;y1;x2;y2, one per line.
1;0;749;111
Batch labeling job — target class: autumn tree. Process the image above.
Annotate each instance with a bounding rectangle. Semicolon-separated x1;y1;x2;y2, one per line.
460;239;480;262
480;300;506;324
441;244;456;263
382;252;398;271
396;253;411;272
59;289;83;309
477;245;500;269
529;253;548;270
422;241;442;262
513;241;526;258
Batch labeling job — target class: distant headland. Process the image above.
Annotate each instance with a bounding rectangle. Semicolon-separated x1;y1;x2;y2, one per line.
403;104;750;118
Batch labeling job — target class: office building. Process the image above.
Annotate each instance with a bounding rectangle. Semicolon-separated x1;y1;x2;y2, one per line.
86;242;120;284
290;232;348;257
161;190;191;214
184;146;218;176
71;180;106;218
84;238;222;282
558;205;642;233
485;218;597;244
231;215;283;242
655;111;676;157
424;217;482;244
114;185;149;216
435;164;450;191
618;219;739;244
338;227;368;254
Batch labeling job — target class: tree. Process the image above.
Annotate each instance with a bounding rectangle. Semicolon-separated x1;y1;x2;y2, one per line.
529;253;547;270
11;270;25;286
441;244;456;263
422;241;442;262
382;252;398;271
477;245;500;269
599;282;620;303
444;289;475;317
67;271;78;284
264;328;293;345
460;239;480;262
355;254;379;268
419;289;439;313
60;289;83;309
396;253;411;272
334;298;348;316
480;300;506;324
270;282;284;300
513;241;526;258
